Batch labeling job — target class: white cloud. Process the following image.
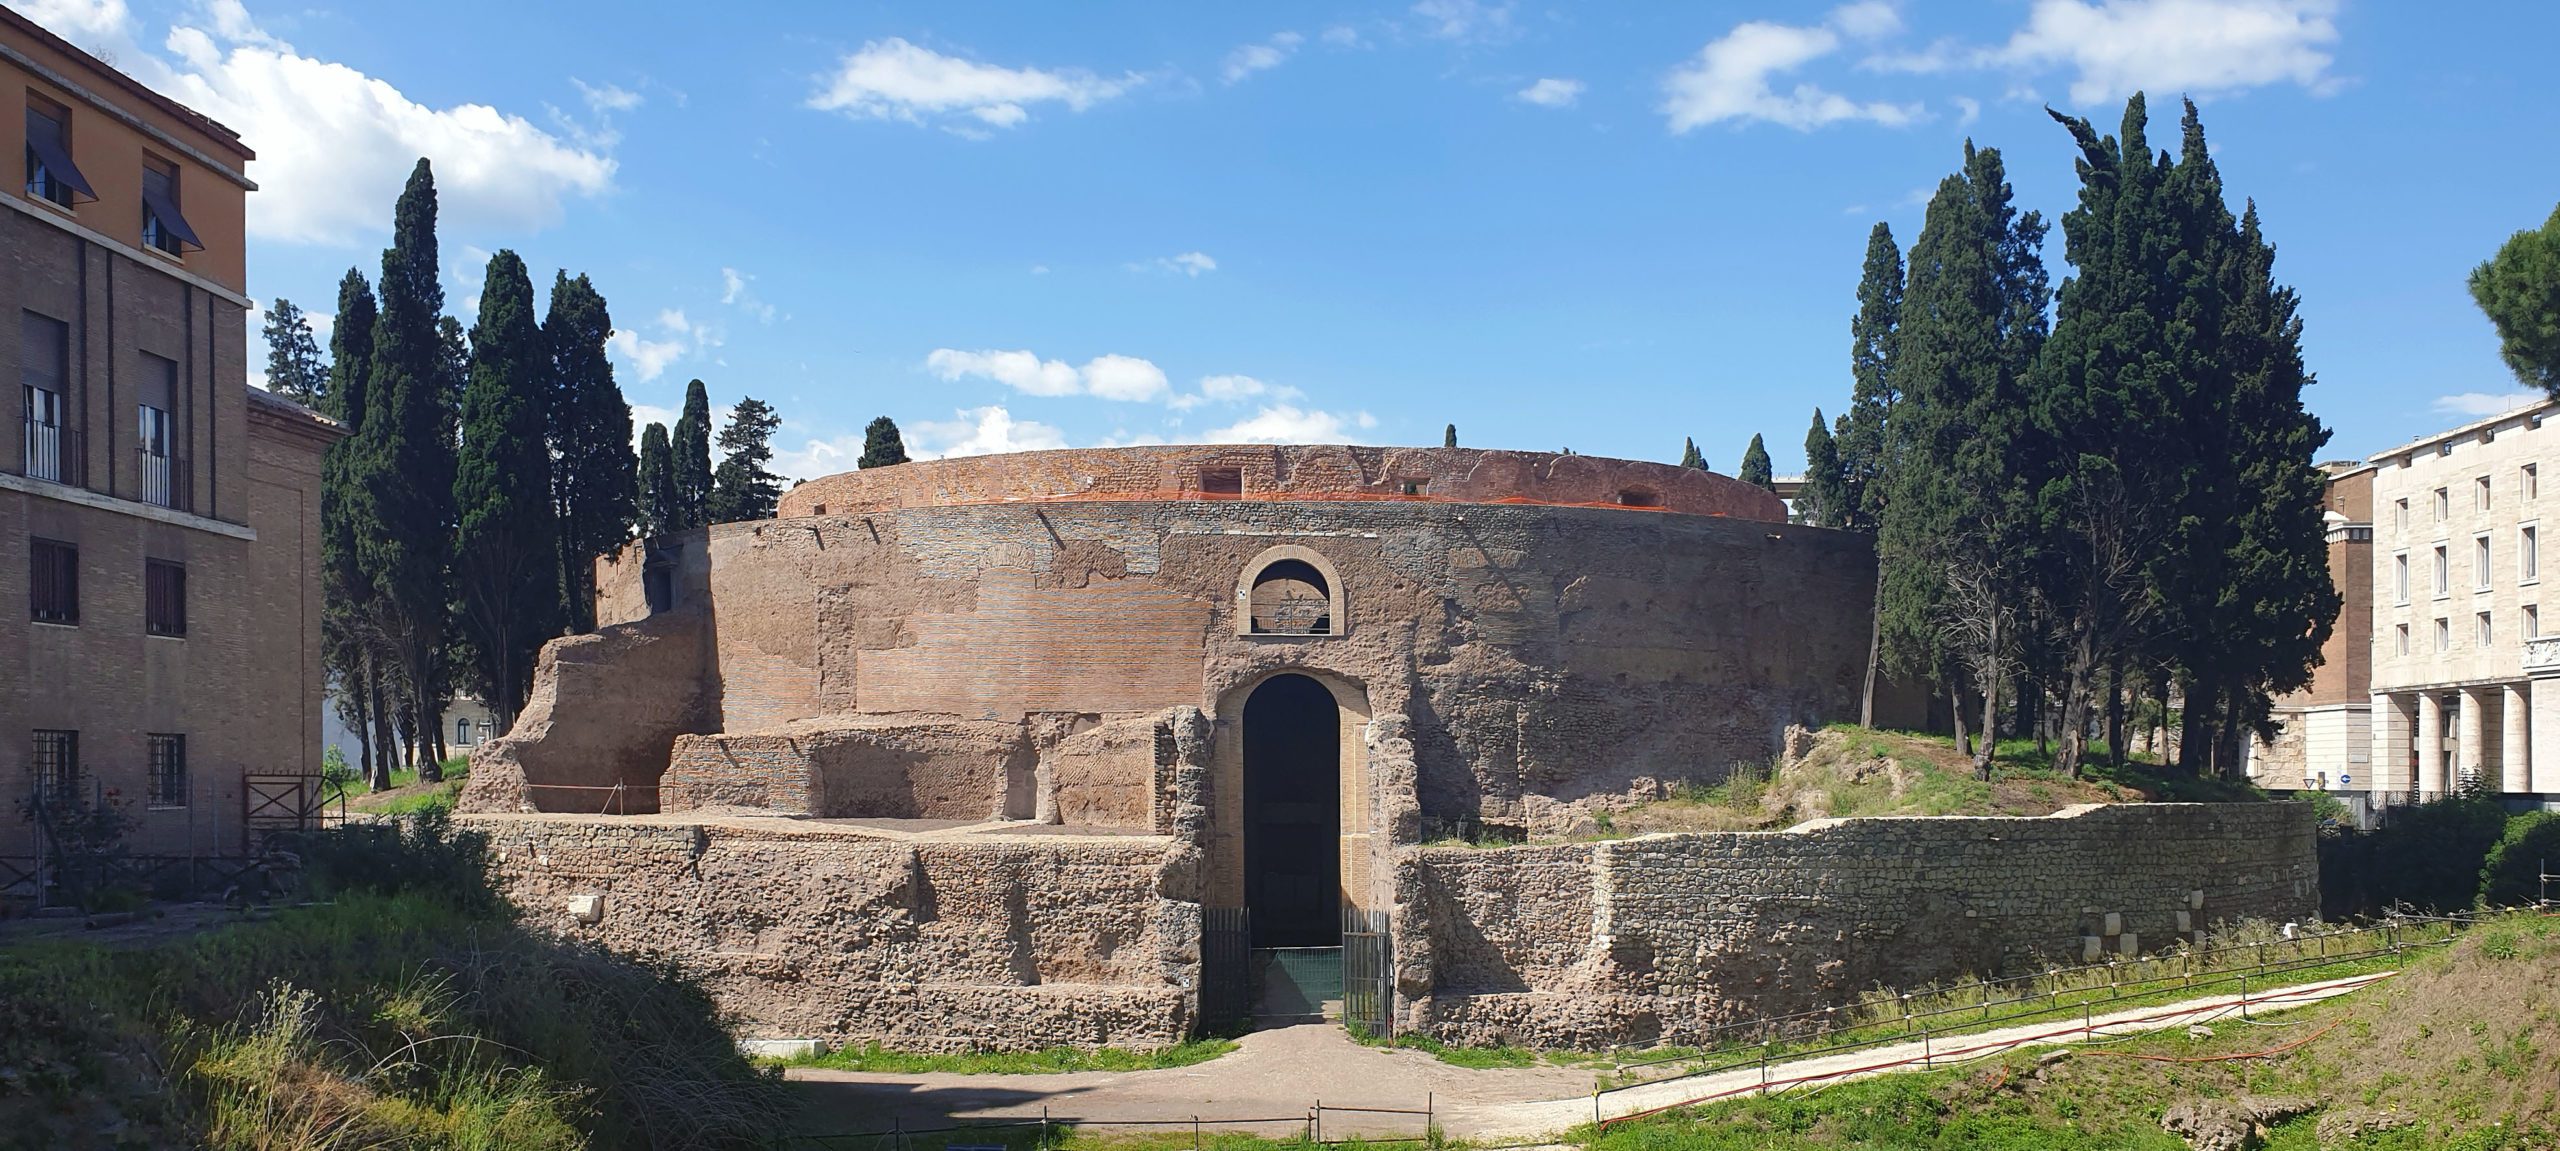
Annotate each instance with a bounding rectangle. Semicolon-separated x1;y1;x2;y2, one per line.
573;79;643;114
1998;0;2340;104
718;267;777;323
46;5;619;246
912;406;1069;458
1516;78;1585;107
1081;354;1169;402
1151;251;1217;276
1828;1;1904;39
1201;404;1376;444
608;329;686;382
1952;94;1982;125
807;38;1137;131
925;348;1169;402
926;348;1083;396
630;403;679;433
1411;0;1515;43
1222;32;1304;83
1167;372;1305;411
1662;5;1922;132
2433;391;2544;418
1321;25;1365;47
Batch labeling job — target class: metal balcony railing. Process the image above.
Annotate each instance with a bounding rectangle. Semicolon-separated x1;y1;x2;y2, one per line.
21;416;81;485
138;447;190;511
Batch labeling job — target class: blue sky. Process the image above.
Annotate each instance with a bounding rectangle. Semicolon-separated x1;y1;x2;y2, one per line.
23;0;2560;480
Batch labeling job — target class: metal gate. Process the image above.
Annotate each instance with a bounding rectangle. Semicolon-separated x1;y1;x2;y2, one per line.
1342;906;1393;1039
1200;906;1253;1035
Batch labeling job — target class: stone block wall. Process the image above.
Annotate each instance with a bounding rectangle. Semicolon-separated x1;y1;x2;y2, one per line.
467;814;1204;1050
1395;801;2320;1048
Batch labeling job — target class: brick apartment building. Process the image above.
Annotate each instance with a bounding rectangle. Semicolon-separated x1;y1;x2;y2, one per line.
2248;461;2375;799
0;7;341;868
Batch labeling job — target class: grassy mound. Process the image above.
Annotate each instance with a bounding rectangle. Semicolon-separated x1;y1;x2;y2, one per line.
1588;727;2266;838
1589;910;2560;1149
0;813;789;1149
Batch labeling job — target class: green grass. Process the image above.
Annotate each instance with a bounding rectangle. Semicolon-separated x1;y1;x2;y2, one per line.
365;778;465;815
786;1037;1237;1075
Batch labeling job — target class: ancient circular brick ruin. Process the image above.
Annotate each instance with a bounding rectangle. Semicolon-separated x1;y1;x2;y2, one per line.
457;444;2317;1051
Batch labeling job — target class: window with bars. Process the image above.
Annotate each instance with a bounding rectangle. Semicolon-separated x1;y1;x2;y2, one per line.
29;729;75;796
147;733;186;807
145;559;184;636
30;536;76;623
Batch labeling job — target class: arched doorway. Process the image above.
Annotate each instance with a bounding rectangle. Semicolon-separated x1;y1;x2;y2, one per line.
1243;673;1342;949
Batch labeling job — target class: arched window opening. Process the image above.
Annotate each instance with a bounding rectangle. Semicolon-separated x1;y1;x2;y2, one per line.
1251;559;1333;635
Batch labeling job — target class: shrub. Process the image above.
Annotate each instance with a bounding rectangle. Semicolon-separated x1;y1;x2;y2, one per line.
285;808;504;916
2483;810;2560;908
2320;785;2510;916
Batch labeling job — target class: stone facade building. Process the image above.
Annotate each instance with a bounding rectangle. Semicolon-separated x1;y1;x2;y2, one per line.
0;9;342;867
2367;399;2560;804
461;445;2318;1049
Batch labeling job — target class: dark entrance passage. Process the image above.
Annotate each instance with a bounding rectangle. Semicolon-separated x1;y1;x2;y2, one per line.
1243;673;1342;950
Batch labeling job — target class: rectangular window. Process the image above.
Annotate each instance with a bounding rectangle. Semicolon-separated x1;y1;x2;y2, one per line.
2527;525;2541;583
28;729;75;796
2530;605;2542;638
22;97;87;207
2478;535;2494;590
30;536;76;623
2395;552;2410;602
2436;617;2452;653
22;310;69;484
2436;487;2451;520
2395;623;2410;656
2479;475;2494;510
2395;498;2409;532
2434;545;2449;595
145;559;184;636
2481;611;2495;647
2529;464;2542;501
137;354;183;509
139;157;198;255
146;733;186;807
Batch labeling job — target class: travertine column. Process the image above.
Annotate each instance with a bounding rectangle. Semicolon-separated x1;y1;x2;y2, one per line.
2416;692;2446;798
2506;683;2532;795
2458;687;2488;791
2370;692;2413;797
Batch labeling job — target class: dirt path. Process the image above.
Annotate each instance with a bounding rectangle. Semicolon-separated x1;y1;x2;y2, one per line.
789;973;2390;1142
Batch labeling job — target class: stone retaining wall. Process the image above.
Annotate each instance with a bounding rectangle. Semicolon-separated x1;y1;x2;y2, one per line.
466;814;1204;1050
1394;801;2320;1049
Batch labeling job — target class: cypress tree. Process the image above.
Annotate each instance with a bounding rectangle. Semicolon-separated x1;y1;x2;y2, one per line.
1877;142;2049;775
452;250;558;730
262;299;327;407
2470;203;2560;396
349;158;457;782
320;269;386;790
1802;410;1846;528
1837;222;1903;533
1738;434;1774;490
637;422;678;536
1443;424;1457;448
707;397;784;522
1680;437;1706;470
545;272;637;631
858;415;909;469
671;379;714;523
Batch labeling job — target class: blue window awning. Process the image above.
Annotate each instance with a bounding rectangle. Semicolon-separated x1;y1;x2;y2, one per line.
24;111;93;199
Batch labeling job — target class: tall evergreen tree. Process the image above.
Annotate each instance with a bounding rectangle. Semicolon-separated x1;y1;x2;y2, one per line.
858;415;909;469
262;299;327;407
2471;203;2560;396
1837;222;1904;533
707;397;784;522
1876;142;2049;776
1679;437;1706;470
348;158;457;782
452;250;558;730
1802;410;1846;528
545;272;636;631
637;422;679;536
319;269;386;790
671;379;715;523
1738;434;1775;490
1443;423;1457;448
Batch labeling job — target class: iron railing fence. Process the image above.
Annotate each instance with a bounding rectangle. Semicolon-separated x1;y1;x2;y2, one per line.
137;447;191;511
1342;907;1393;1038
19;416;81;484
1199;906;1253;1034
